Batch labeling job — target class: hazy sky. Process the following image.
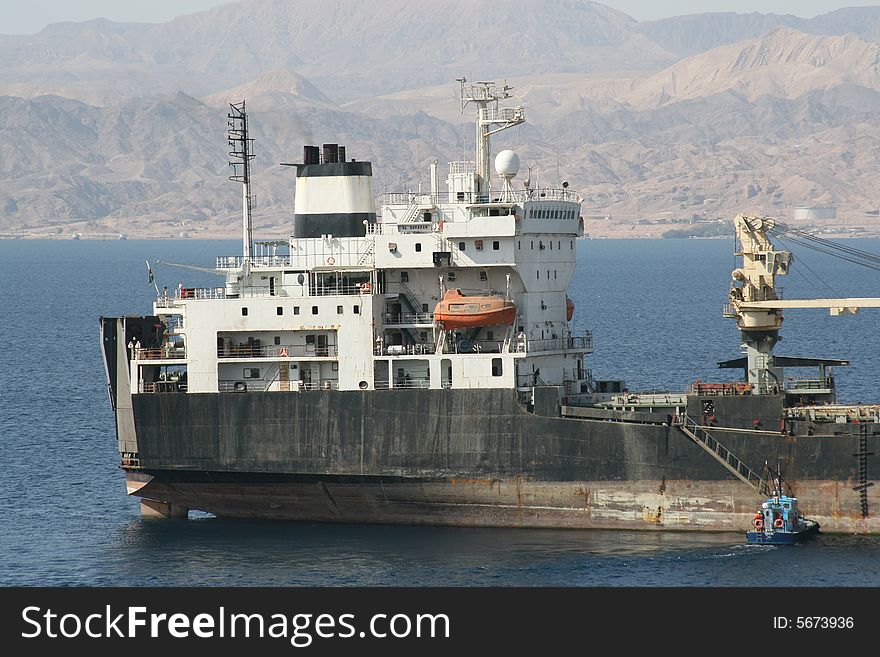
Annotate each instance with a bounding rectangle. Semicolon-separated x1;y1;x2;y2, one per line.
0;0;872;35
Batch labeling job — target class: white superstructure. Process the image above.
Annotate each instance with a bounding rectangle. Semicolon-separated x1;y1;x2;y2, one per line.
131;80;592;399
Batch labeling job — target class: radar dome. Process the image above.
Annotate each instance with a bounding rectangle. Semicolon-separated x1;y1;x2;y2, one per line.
494;150;520;178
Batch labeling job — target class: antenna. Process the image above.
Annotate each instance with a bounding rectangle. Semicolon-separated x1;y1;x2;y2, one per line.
458;77;524;198
228;101;255;259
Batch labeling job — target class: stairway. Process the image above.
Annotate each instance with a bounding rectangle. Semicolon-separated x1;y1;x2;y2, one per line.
853;423;874;518
675;414;765;492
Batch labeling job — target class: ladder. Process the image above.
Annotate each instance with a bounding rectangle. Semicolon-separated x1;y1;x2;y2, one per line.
356;241;374;266
675;414;765;492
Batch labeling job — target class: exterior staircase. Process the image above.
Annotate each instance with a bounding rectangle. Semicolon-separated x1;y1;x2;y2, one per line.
675;414;765;492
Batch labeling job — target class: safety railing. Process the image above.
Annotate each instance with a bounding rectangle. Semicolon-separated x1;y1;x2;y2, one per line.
514;334;592;354
135;347;186;360
384;312;435;325
139;381;188;393
218;344;337;358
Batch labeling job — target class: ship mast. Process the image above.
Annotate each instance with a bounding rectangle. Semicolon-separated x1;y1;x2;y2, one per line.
458;77;524;198
228;101;255;259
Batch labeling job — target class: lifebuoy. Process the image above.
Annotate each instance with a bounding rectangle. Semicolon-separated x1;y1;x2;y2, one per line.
360;282;371;294
773;518;784;529
753;518;764;529
279;347;289;357
327;256;336;265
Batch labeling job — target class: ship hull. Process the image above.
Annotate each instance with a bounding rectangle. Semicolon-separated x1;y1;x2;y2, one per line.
119;389;880;533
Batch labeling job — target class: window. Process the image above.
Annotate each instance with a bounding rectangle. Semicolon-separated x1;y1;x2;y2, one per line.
422;303;429;312
549;241;553;250
415;243;422;252
458;242;466;251
475;240;483;251
293;306;300;315
480;271;488;282
274;336;281;345
570;241;573;249
491;358;503;377
536;270;540;279
244;368;261;379
337;305;343;314
487;331;494;340
547;270;550;279
530;241;534;249
353;305;360;315
554;270;557;279
312;306;318;315
558;241;561;249
276;306;283;315
306;335;316;346
447;271;456;282
518;240;521;250
401;271;409;283
493;241;500;250
241;307;248;316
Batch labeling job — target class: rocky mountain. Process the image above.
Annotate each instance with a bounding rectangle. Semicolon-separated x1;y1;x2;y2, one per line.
0;0;677;106
637;6;880;57
1;2;880;238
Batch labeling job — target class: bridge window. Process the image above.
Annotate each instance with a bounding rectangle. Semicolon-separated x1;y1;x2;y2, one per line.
353;305;360;314
493;241;500;250
294;306;300;315
241;307;248;316
311;306;318;315
244;368;261;379
277;306;283;315
337;305;344;314
492;358;503;377
415;243;422;252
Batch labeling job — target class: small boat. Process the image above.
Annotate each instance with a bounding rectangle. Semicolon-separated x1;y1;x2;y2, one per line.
434;288;516;330
746;492;820;545
566;296;574;321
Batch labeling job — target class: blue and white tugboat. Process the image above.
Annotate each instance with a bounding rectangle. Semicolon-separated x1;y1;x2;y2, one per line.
747;474;820;544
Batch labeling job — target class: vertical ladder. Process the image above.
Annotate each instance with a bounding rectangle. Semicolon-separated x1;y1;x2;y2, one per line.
853;423;874;518
675;415;765;492
279;362;290;392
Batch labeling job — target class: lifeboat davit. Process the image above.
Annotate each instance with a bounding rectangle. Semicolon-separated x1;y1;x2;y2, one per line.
566;296;574;321
434;289;516;330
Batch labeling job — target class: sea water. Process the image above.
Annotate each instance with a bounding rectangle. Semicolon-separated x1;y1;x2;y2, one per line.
1;238;878;586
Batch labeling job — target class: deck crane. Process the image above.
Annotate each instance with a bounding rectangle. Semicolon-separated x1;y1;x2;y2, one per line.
724;214;880;395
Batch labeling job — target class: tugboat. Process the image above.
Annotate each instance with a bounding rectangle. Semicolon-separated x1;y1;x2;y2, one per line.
747;472;820;544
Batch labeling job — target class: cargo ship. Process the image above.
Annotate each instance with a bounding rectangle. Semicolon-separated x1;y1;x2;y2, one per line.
100;80;880;532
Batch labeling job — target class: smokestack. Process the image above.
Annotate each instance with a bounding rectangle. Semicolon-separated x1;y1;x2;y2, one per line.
322;143;338;164
303;145;319;165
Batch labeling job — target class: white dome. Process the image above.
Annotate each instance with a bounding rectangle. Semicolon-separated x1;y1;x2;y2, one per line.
494;150;520;178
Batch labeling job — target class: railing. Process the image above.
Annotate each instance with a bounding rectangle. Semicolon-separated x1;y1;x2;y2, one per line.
218;379;339;392
384;312;435;325
176;287;226;300
310;283;375;296
373;378;431;389
216;255;293;269
688;382;753;396
163;315;184;332
515;334;593;354
452;339;505;354
377;343;437;356
218;344;337;358
136;347;186;360
784;377;833;391
380;186;581;207
139;381;188;393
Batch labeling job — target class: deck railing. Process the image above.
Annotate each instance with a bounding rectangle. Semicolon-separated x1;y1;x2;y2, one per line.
218;344;337;358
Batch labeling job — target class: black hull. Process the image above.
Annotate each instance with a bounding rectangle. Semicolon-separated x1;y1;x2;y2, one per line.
118;389;879;532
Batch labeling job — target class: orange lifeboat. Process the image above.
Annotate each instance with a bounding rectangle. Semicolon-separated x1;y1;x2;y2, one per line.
566;296;574;321
433;289;516;330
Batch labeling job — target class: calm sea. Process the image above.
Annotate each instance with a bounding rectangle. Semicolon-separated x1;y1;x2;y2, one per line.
1;237;879;586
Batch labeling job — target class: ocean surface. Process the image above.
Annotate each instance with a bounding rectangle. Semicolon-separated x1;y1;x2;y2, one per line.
1;237;879;587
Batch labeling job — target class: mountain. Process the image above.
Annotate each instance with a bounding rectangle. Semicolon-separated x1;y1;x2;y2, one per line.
637;6;880;57
2;3;880;238
201;70;339;110
0;0;677;106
